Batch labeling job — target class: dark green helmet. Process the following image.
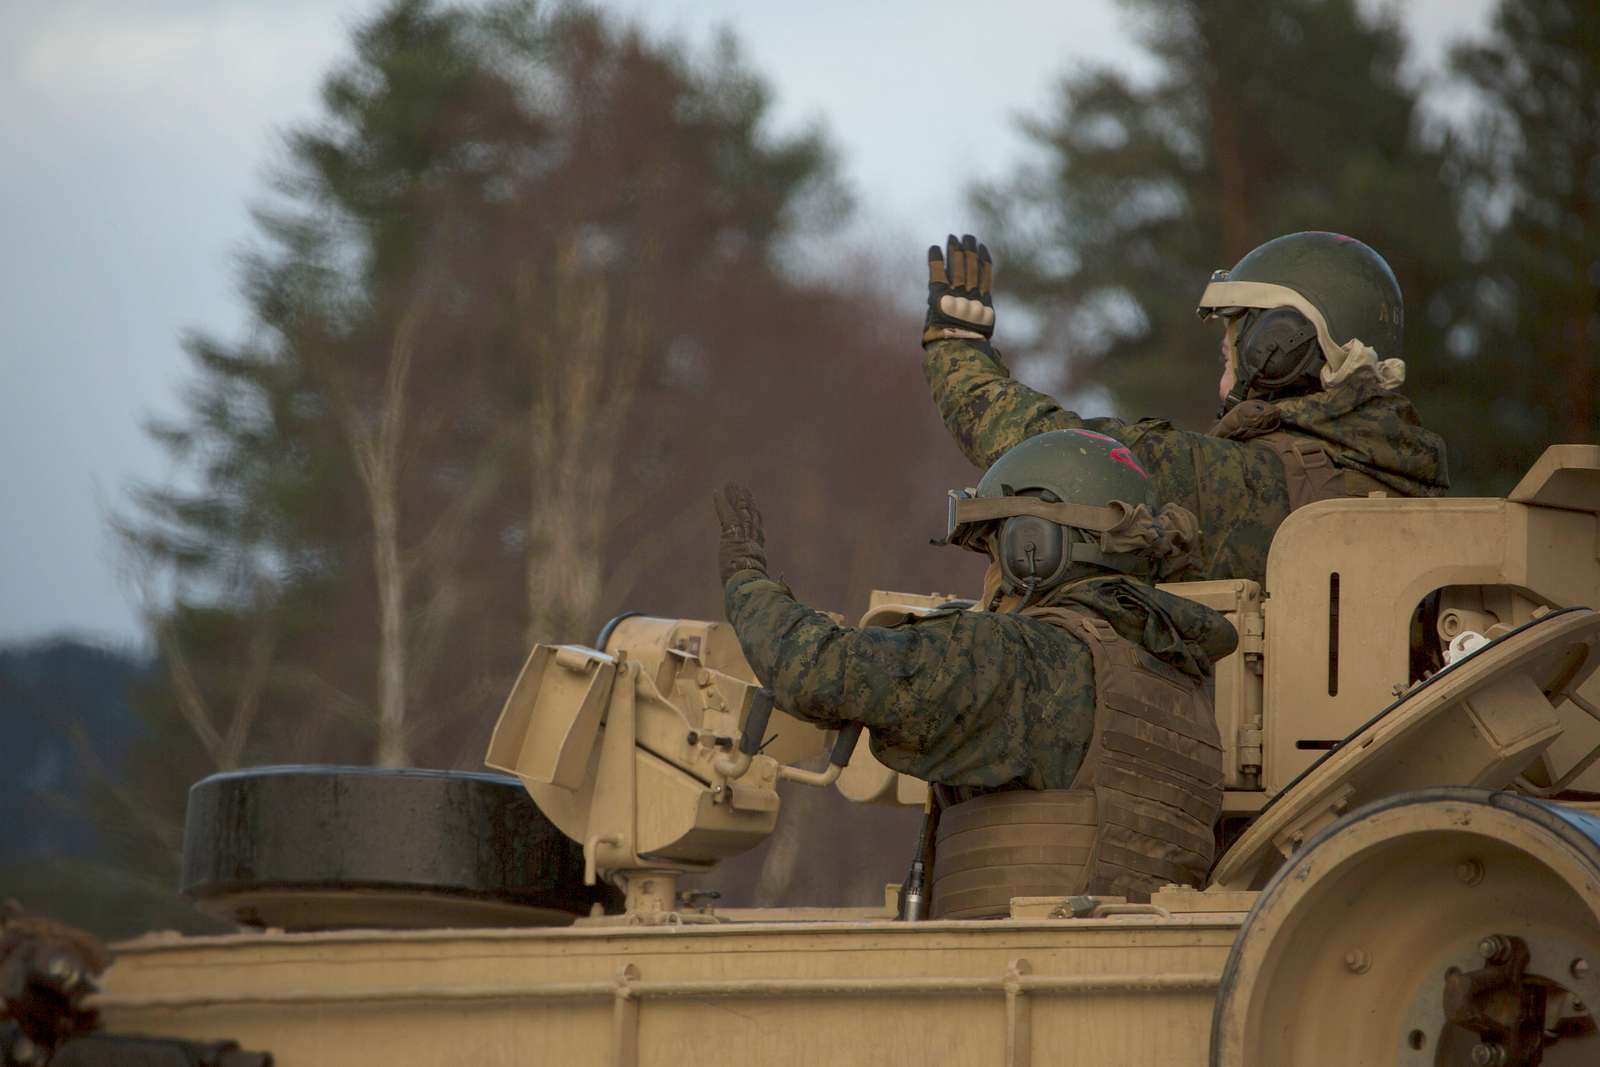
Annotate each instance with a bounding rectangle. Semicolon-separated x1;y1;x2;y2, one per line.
973;428;1154;510
947;429;1158;596
1196;231;1404;361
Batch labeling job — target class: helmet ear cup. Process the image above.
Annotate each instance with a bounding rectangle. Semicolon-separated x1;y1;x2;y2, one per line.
997;515;1068;593
1237;307;1321;393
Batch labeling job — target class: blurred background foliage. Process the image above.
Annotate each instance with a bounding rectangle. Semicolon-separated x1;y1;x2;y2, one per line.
3;0;1596;938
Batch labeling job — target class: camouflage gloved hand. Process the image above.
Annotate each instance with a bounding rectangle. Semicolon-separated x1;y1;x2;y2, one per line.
923;233;995;345
713;482;768;584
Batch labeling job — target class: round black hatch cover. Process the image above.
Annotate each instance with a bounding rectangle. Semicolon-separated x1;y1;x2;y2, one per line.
181;765;618;931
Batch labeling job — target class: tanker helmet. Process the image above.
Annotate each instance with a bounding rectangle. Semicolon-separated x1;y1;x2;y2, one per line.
946;429;1157;597
1197;232;1405;412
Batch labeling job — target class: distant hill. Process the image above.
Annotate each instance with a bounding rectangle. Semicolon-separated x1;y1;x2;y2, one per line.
0;636;154;933
0;637;149;858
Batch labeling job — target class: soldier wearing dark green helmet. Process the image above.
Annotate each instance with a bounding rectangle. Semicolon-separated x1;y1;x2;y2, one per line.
713;429;1236;911
1200;232;1406;414
920;232;1450;586
954;427;1168;600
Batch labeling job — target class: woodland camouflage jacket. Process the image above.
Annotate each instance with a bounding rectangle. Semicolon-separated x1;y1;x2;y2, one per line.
923;340;1451;584
723;570;1237;794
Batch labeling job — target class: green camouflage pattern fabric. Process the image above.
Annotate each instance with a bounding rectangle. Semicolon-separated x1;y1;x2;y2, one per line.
923;339;1450;584
723;570;1236;794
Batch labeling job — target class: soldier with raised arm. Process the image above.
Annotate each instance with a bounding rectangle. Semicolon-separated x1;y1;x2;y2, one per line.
713;429;1237;912
921;231;1450;583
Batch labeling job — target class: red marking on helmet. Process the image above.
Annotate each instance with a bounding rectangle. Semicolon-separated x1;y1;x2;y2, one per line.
1110;447;1148;477
1067;429;1118;443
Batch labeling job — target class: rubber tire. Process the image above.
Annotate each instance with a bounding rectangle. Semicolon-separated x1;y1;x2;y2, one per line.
181;765;618;930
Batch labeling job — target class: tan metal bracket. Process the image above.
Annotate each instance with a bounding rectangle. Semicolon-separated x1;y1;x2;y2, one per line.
1004;958;1032;1067
611;963;639;1067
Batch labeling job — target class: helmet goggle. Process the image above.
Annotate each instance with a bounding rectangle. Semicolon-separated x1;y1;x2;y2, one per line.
946;488;982;549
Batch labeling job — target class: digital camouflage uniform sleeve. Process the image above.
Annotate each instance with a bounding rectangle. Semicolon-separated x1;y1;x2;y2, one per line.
723;570;1097;790
923;339;1292;584
923;339;1133;469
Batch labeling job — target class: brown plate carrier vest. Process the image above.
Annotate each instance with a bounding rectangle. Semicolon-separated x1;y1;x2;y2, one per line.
1212;398;1390;511
929;608;1224;919
1253;431;1390;510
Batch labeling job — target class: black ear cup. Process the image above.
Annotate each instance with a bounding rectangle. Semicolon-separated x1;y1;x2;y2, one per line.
998;515;1067;592
1237;307;1321;392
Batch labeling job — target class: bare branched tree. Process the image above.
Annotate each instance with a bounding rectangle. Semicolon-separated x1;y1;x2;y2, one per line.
519;240;655;647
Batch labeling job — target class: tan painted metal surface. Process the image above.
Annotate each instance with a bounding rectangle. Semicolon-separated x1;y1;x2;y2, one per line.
100;915;1243;1067
1212;793;1600;1066
1213;608;1600;889
1261;495;1600;790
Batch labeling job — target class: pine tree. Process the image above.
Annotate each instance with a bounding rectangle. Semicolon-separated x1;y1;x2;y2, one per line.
1442;0;1600;492
122;0;541;776
122;0;854;770
974;0;1464;435
109;0;953;918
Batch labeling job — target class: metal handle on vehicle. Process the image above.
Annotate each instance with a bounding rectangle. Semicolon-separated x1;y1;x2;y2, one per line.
778;721;865;788
738;687;777;757
829;722;864;766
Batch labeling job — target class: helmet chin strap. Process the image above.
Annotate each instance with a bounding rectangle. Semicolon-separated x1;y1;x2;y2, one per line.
1218;382;1250;419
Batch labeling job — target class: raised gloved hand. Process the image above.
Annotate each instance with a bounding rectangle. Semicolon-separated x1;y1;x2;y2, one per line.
923;233;995;345
713;482;768;584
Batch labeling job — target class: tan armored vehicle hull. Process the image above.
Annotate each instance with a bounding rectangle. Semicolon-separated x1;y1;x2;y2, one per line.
100;909;1240;1066
93;447;1600;1066
95;788;1600;1066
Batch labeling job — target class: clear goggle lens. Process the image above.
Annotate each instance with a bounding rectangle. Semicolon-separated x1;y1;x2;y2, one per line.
946;488;986;548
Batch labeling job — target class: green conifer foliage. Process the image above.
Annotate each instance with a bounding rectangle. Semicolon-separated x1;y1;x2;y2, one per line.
1443;0;1600;492
125;0;844;761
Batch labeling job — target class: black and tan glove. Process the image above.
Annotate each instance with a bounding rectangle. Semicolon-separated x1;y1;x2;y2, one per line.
713;482;768;584
923;233;995;345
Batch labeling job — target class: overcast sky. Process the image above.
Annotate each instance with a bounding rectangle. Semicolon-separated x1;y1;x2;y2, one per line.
0;0;1494;645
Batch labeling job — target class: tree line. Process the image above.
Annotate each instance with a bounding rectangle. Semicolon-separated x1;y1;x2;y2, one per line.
48;0;1600;932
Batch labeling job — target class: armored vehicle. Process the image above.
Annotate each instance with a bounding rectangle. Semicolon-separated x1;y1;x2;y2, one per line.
90;446;1600;1066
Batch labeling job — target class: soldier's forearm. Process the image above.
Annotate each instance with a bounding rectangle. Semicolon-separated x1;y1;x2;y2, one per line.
723;571;859;729
922;340;1088;469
